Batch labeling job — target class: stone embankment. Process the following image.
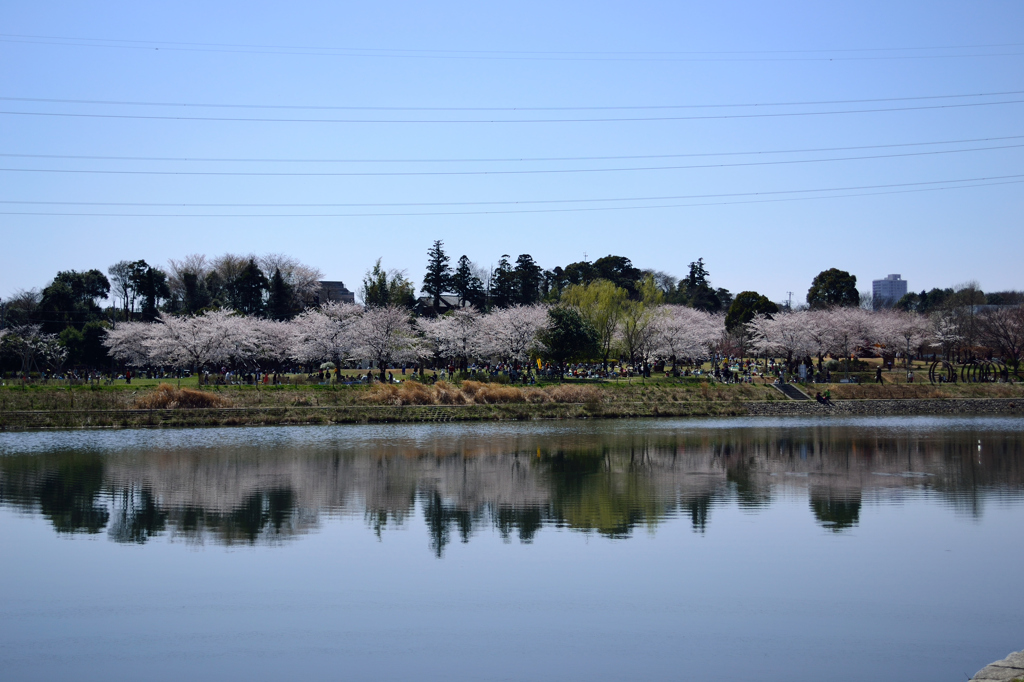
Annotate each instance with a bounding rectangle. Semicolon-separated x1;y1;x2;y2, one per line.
969;649;1024;681
744;398;1023;417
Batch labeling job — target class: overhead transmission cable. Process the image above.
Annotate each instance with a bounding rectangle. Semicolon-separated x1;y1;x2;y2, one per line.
0;134;1021;164
2;90;1023;111
2;33;1022;61
0;142;1018;177
3;99;1023;123
1;174;1020;217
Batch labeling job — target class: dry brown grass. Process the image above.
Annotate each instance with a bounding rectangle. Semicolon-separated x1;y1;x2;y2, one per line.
365;381;435;406
364;379;605;406
460;380;525;404
544;384;604;404
135;384;232;409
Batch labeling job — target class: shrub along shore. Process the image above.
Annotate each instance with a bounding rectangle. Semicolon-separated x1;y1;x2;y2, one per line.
1;378;1023;430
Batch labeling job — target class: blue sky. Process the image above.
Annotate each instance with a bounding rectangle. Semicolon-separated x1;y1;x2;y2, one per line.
1;1;1021;304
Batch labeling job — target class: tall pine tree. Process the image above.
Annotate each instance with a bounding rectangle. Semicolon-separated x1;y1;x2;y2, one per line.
490;255;516;308
422;240;453;314
267;268;296;320
451;255;485;308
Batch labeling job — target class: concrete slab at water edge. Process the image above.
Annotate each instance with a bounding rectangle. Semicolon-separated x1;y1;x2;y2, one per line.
970;650;1024;681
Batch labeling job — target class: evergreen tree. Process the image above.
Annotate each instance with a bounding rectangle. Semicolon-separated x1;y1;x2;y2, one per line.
514;254;543;304
267;268;296;320
451;255;485;308
182;272;212;314
422;240;453;313
230;259;269;315
136;266;170;321
725;291;778;333
683;258;724;312
490;255;517;308
361;259;416;309
37;269;111;332
807;268;859;308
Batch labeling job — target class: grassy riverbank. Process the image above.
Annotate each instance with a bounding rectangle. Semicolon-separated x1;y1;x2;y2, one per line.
2;378;1023;430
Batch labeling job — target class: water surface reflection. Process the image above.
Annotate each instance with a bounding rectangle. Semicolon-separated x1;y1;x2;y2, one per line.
1;417;1022;555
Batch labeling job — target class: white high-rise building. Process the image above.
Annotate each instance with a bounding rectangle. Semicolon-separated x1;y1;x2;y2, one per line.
872;274;907;309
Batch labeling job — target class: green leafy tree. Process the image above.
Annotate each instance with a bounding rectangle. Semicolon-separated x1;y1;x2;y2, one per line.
59;326;86;367
562;280;628;368
591;255;642;297
37;270;110;333
539;306;600;378
422;240;453;313
360;259;415;309
807;268;859;308
725;291;779;334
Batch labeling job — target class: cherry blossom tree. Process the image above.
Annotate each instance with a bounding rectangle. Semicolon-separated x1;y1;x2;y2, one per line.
817;307;877;377
874;310;932;370
652;306;725;369
478;304;549;366
103;321;153;367
290;301;363;369
144;310;235;375
978;306;1024;374
354;305;423;381
747;310;815;369
5;325;44;380
418;307;482;370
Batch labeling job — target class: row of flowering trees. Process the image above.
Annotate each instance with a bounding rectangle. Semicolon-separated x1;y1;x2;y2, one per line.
98;300;1024;379
100;302;727;379
746;305;1024;373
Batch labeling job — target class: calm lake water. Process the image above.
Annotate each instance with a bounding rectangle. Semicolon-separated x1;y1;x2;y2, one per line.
1;416;1022;681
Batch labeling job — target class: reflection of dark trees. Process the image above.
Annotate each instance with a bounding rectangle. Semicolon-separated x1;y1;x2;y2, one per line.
809;488;862;532
108;488;166;543
0;453;109;534
495;506;543;543
192;488;297;544
1;424;1023;549
684;494;713;533
423;491;477;557
38;454;109;534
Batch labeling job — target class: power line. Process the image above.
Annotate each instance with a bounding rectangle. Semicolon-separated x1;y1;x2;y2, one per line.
2;179;1019;217
1;174;1019;216
5;33;1023;54
3;134;1020;164
0;142;1018;177
3;90;1023;112
4;99;1022;124
2;34;1022;61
